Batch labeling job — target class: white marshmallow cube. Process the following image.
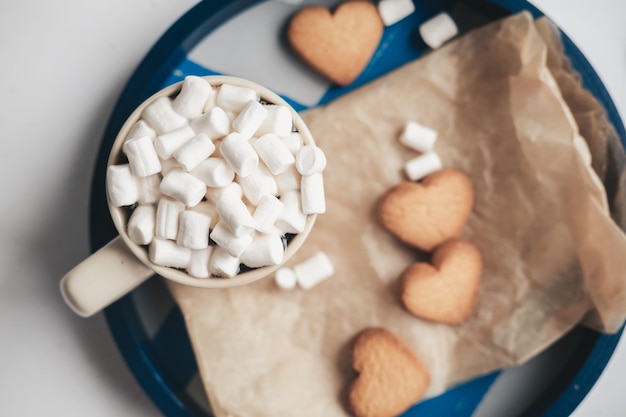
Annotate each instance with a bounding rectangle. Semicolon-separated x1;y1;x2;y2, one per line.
160;169;206;207
149;238;192;269
283;132;304;155
275;166;301;195
240;234;284;268
274;267;297;291
239;164;278;205
399;121;438;152
378;0;415;26
174;133;216;171
156;198;185;240
155;126;196;160
295;145;327;176
205;182;242;204
142;96;188;135
404;151;443;181
216;84;259;112
123;136;162;177
127;120;156;140
137;174;162;204
253;133;295;175
209;245;240;278
127;205;156;245
216;197;256;237
419;12;458;49
294;252;334;290
177;210;212;250
275;190;307;234
191;157;235;188
301;173;326;214
190;106;231;139
172;76;214;119
210;221;254;258
107;164;138;207
232;100;268;139
253;195;284;233
188;247;213;278
257;105;293;137
220;132;259;178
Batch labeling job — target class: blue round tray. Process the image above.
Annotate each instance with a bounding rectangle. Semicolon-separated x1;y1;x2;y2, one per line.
88;1;626;416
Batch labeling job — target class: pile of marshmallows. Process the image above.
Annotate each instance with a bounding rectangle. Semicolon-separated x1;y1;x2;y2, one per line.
107;76;327;279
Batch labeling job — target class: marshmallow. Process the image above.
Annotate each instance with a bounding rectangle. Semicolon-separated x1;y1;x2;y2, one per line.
295;145;327;176
172;76;214;119
294;252;334;290
253;195;284;233
275;165;301;195
142;96;188;134
188;247;213;278
301;173;326;214
419;12;458;49
205;182;242;203
173;133;216;171
216;84;260;112
274;267;297;290
137;174;162;204
404;151;443;181
275;190;307;234
160;169;206;207
239;163;278;205
220;132;259;178
191;157;235;188
378;0;415;26
256;105;293;137
127;205;156;245
122;135;162;177
149;238;192;269
240;234;284;268
210;221;254;258
216;196;256;237
283;132;304;155
399;121;438;152
177;210;212;250
107;164;138;207
232;100;268;139
156;198;185;240
190;106;231;140
155;126;196;160
127;120;156;140
209;245;240;278
253;133;296;175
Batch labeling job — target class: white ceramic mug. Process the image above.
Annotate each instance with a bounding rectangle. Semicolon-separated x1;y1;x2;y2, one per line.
61;76;317;317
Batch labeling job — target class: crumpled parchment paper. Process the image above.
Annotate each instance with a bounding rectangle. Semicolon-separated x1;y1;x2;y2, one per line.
166;12;626;417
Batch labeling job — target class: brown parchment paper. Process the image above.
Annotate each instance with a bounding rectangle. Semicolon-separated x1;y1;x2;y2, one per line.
167;12;626;417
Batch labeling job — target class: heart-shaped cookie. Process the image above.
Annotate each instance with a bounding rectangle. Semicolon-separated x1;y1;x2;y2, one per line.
400;238;483;324
287;1;383;86
378;169;474;251
349;327;430;417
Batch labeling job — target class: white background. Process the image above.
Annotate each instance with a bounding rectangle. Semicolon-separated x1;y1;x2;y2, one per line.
0;0;624;415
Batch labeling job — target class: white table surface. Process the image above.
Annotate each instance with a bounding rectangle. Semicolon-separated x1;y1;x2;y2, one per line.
0;0;624;415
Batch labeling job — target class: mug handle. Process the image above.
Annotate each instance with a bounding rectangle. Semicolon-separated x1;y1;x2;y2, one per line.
60;236;155;317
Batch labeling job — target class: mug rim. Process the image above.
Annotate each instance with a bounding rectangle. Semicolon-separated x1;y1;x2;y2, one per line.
106;75;318;288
